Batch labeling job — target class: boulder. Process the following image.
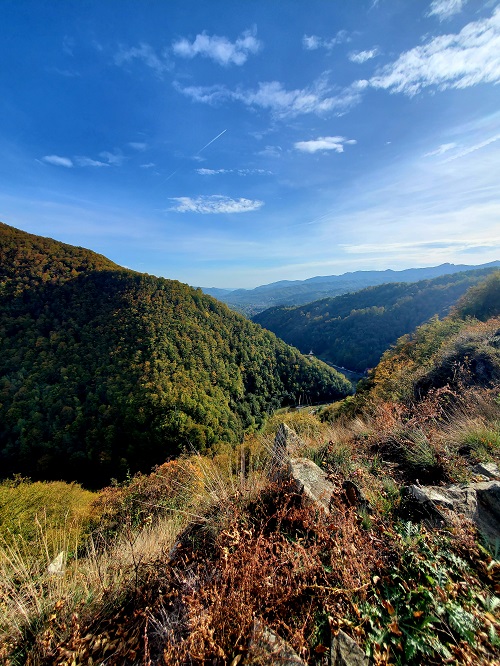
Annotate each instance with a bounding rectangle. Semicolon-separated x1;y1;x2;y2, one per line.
402;481;500;541
47;550;65;575
287;458;336;513
246;619;306;665
269;424;306;480
331;630;371;666
472;462;500;480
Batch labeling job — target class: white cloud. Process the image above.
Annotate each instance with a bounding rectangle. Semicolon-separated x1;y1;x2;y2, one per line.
172;29;261;66
342;236;500;255
114;43;171;76
258;145;282;158
197;168;225;175
370;7;500;95
424;142;457;157
129;142;147;151
140;162;156;169
196;168;271;176
349;48;379;64
302;35;321;50
100;151;125;166
294;136;357;153
75;156;109;167
168;195;264;214
427;0;468;21
302;31;350;51
42;155;73;168
176;76;366;118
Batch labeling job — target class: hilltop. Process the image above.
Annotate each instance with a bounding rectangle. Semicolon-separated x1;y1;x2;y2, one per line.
0;222;351;486
201;261;500;316
253;268;499;372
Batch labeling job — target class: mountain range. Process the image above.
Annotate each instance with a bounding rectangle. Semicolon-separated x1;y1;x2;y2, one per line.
201;262;500;315
253;267;500;372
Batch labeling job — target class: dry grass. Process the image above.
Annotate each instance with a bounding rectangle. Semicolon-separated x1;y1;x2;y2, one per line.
2;383;499;664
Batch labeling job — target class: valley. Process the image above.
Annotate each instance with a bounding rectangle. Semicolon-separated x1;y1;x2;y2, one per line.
1;223;500;665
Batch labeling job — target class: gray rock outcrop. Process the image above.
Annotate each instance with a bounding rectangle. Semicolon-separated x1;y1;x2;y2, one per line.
287;457;336;513
331;630;371;666
402;481;500;541
472;462;500;480
246;619;306;665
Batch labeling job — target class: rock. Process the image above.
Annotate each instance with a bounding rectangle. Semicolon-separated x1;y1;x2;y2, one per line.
246;619;306;665
472;462;500;480
269;424;306;480
402;481;500;541
331;630;371;666
288;458;336;513
47;551;65;575
342;480;373;513
401;485;450;527
476;481;500;522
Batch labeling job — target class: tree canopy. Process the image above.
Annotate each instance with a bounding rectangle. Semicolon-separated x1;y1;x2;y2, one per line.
0;222;351;486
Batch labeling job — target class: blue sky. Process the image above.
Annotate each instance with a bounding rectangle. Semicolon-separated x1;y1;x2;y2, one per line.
1;0;500;288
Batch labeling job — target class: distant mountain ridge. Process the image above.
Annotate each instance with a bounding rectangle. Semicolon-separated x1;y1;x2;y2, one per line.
200;262;500;315
253;267;500;373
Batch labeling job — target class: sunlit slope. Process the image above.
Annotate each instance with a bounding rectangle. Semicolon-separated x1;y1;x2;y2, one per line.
0;223;351;486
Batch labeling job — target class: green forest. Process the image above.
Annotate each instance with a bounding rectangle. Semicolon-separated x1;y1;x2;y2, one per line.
0;222;351;486
253;269;499;372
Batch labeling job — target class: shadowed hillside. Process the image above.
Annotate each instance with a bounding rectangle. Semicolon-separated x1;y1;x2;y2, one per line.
254;269;499;372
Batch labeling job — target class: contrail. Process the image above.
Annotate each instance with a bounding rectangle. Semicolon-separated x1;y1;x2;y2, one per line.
163;130;227;184
165;169;179;182
196;129;227;154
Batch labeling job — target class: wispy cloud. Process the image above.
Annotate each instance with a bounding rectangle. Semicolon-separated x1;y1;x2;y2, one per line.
99;151;125;166
41;151;126;169
294;136;357;153
424;142;457;157
114;43;171;77
258;145;282;158
129;142;147;151
176;76;366;118
370;7;500;95
41;155;73;168
168;195;264;214
140;162;156;169
172;29;261;66
49;67;80;78
196;168;272;176
427;0;468;21
302;31;350;51
443;133;500;161
342;235;500;255
75;156;109;167
349;48;379;63
62;35;75;56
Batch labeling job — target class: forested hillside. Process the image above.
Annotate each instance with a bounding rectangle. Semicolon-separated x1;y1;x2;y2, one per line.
0;222;351;486
3;272;500;665
253;269;498;372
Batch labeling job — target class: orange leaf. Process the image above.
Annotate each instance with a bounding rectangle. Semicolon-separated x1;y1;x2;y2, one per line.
389;620;402;636
382;599;395;615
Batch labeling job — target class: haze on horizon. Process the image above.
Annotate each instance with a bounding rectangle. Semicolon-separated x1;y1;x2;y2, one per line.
1;0;500;289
